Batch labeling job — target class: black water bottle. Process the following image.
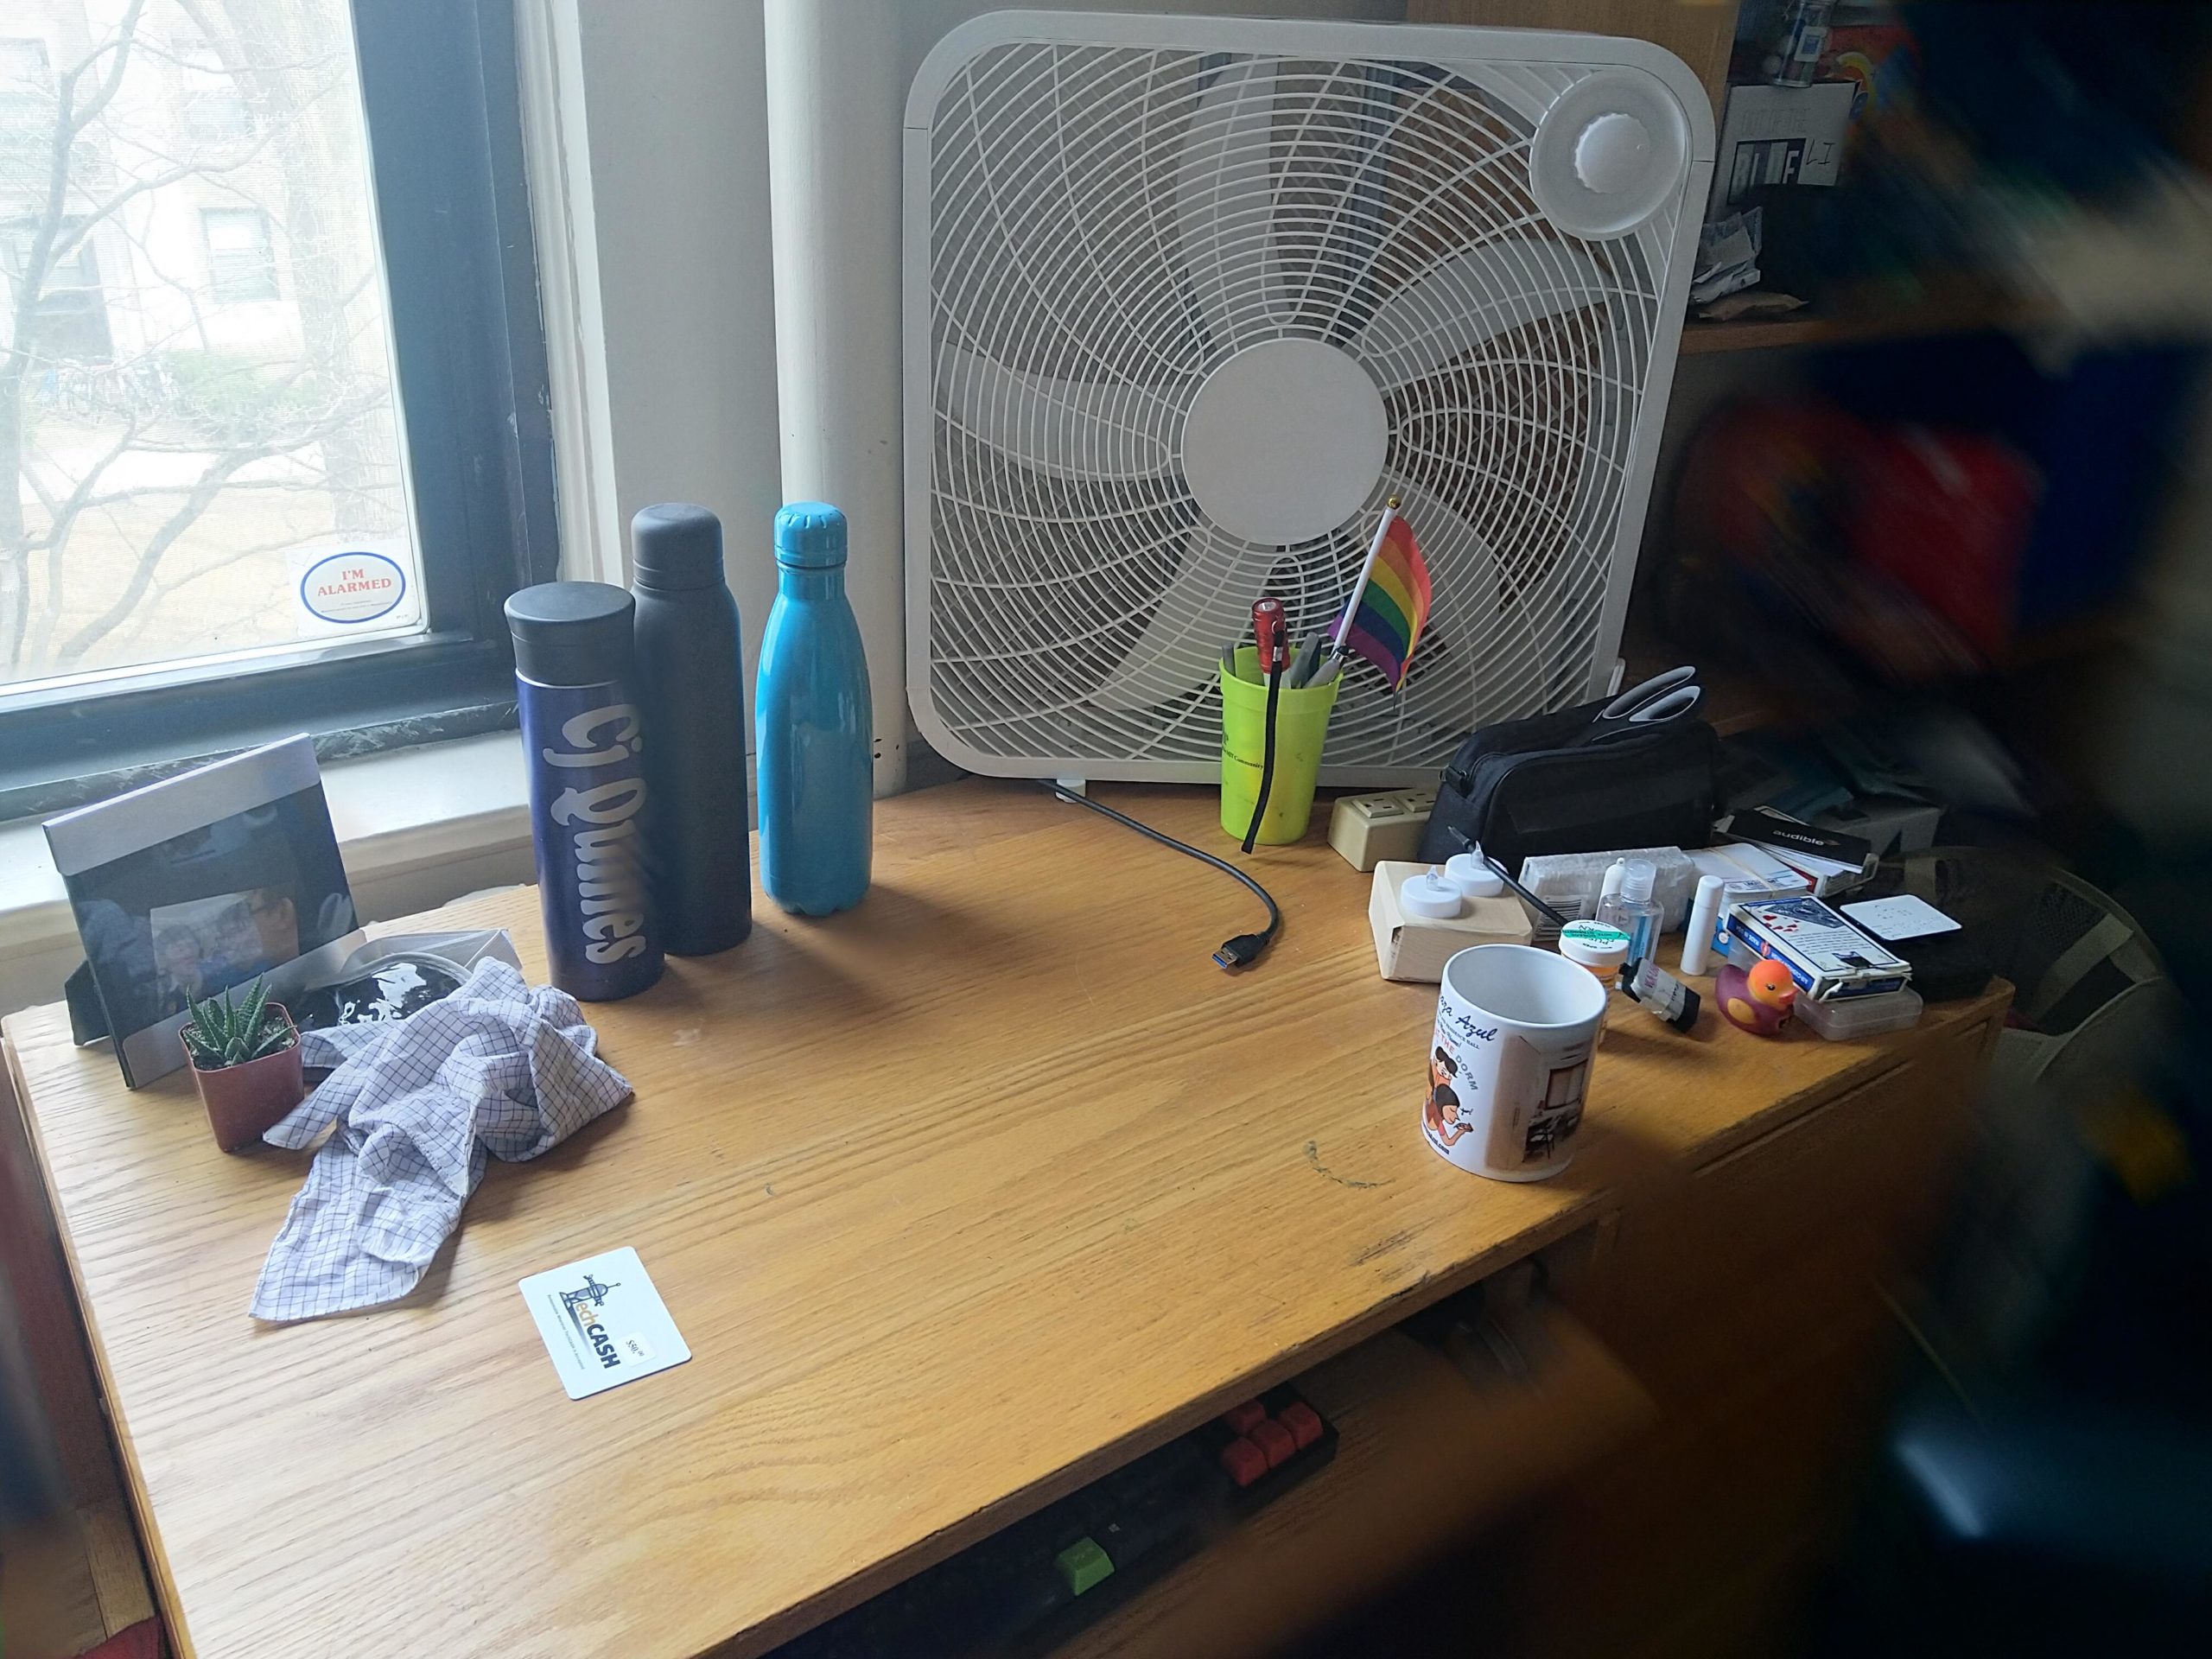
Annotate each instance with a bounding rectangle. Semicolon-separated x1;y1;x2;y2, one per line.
631;503;752;955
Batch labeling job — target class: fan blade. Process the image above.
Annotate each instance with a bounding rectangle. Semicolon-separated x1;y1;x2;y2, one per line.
1174;60;1287;351
1090;531;1280;713
943;345;1185;482
1354;238;1609;392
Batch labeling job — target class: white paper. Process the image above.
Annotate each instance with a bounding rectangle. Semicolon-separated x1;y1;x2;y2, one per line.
519;1246;691;1400
1840;894;1961;942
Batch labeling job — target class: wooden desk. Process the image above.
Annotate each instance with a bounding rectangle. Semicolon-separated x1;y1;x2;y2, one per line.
3;780;2006;1658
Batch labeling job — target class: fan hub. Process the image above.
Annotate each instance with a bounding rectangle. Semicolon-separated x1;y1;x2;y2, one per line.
1179;339;1387;547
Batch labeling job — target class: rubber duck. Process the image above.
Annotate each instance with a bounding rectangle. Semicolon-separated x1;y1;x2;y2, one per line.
1718;957;1796;1036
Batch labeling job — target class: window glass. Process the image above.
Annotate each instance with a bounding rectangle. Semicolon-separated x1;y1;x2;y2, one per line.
0;0;422;700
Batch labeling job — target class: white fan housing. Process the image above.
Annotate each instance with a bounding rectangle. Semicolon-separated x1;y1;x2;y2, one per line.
904;10;1714;784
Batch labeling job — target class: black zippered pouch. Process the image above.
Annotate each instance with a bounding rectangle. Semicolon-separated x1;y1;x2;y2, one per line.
1415;699;1720;871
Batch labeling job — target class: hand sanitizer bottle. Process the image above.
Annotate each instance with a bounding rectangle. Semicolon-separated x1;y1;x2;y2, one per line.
1616;859;1662;965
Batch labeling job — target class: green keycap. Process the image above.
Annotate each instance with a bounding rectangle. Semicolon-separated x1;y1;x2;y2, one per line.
1054;1535;1114;1595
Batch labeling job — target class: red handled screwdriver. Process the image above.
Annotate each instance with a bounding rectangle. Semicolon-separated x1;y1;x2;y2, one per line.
1243;598;1288;855
1251;596;1287;677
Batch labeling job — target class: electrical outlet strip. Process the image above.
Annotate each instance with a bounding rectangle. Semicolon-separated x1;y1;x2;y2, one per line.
1328;787;1437;872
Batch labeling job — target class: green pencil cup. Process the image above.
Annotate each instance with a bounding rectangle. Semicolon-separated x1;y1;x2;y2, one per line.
1220;645;1339;845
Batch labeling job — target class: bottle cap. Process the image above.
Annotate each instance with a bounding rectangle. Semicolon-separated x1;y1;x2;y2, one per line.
1443;851;1504;899
774;500;848;569
1399;868;1465;919
1599;860;1627;899
631;502;725;591
1621;859;1656;903
1558;919;1631;972
505;582;635;687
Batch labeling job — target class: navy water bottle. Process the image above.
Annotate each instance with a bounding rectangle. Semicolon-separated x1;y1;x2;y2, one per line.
756;502;871;914
505;582;664;999
631;504;751;955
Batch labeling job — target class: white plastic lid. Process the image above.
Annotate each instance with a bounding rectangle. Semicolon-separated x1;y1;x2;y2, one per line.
1621;859;1656;903
1443;851;1504;899
1558;919;1631;969
1599;860;1627;899
1400;868;1465;919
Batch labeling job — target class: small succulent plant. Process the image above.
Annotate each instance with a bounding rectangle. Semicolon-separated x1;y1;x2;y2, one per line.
183;976;295;1071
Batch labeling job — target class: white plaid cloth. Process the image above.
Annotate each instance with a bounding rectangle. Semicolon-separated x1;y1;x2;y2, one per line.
251;958;632;1323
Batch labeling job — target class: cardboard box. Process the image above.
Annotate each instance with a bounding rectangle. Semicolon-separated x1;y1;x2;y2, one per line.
1725;895;1912;1001
1370;861;1532;982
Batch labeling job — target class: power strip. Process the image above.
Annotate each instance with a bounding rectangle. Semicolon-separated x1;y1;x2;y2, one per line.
1327;787;1436;872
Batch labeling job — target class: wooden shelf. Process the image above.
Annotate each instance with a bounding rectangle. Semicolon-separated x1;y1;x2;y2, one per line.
1680;290;2039;357
1052;1315;1652;1659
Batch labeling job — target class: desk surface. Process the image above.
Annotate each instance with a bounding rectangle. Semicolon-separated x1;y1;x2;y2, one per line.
5;780;2006;1659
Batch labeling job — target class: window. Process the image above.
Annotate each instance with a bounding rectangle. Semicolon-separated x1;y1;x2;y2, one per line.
200;207;276;302
178;43;252;144
3;214;111;360
0;39;51;127
0;1;553;806
0;40;54;185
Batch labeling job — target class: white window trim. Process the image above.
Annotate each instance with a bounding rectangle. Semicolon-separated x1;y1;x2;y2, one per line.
0;734;535;1019
515;0;626;587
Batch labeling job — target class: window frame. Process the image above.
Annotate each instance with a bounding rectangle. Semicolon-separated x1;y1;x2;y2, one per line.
0;0;556;809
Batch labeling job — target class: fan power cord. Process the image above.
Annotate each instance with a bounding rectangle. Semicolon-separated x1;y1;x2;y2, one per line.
1041;782;1281;971
1240;662;1283;855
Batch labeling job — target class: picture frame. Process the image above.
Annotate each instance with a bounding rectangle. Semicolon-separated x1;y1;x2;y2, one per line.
43;735;362;1088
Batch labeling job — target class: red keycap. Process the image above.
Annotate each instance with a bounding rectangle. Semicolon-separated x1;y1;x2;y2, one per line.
1218;1436;1268;1488
1221;1399;1267;1435
1249;1418;1296;1470
1279;1401;1324;1451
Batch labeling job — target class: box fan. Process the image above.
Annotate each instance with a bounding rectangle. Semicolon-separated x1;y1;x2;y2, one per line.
904;10;1714;784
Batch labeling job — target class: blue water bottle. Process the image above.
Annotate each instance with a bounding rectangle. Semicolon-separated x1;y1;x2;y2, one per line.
756;502;871;915
505;582;664;998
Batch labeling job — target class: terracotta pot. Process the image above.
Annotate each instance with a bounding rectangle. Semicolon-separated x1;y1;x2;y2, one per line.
188;1004;306;1154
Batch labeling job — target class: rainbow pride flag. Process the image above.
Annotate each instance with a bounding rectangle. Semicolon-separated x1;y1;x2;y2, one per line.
1338;512;1431;689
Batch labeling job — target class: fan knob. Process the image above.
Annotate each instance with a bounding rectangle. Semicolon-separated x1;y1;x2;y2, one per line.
1572;111;1652;194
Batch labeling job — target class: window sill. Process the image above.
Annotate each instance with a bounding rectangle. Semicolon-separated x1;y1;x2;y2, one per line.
0;734;535;1020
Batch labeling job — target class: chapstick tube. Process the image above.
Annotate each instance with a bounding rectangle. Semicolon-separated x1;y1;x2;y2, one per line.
1682;874;1726;976
507;582;665;1001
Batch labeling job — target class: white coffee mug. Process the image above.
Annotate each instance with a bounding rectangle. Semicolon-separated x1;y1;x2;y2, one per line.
1422;944;1608;1181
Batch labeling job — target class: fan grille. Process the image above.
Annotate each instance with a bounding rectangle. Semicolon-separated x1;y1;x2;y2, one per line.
911;35;1694;779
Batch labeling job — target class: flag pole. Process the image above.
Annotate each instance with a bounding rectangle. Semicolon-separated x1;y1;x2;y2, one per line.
1332;496;1399;656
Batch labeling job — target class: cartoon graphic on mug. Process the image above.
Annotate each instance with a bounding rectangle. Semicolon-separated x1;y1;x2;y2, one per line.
1423;1047;1472;1148
1423;944;1608;1182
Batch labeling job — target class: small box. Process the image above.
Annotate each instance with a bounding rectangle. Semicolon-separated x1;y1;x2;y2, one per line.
1370;860;1531;982
1519;845;1700;928
1725;896;1912;1001
1796;985;1923;1041
1329;788;1435;872
1721;807;1878;897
